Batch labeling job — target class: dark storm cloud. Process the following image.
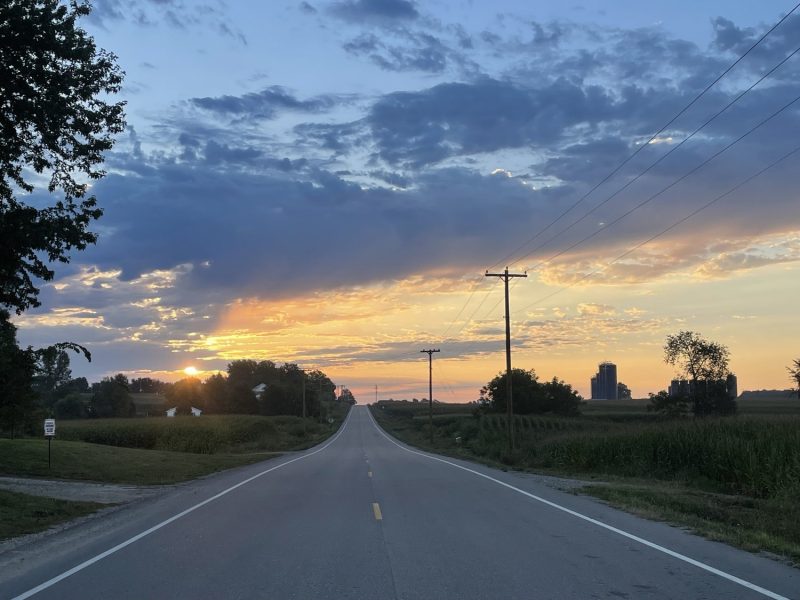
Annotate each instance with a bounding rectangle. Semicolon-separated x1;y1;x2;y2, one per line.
330;0;419;24
364;78;618;167
190;86;342;120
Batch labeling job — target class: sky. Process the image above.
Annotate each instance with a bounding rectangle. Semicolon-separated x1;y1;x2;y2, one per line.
14;0;800;402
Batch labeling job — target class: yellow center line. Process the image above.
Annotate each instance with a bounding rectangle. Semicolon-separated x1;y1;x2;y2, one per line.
372;502;383;521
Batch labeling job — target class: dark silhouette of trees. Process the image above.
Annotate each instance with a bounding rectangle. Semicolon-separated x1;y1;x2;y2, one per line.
0;312;37;436
1;0;125;313
480;369;581;416
663;331;735;416
648;390;689;417
789;358;800;400
32;348;72;408
166;377;204;415
91;374;134;418
1;1;124;430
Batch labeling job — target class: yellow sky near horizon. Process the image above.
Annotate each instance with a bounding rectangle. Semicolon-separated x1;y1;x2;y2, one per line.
150;253;799;403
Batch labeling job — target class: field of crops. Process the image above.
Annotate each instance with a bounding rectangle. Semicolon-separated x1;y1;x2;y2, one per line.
57;411;346;454
372;399;800;498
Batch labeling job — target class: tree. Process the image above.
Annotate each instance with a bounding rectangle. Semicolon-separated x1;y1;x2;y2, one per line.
0;310;37;436
647;390;689;417
664;331;730;384
54;392;86;419
480;369;581;416
130;377;168;394
91;374;134;418
1;1;121;430
789;358;800;400
56;376;89;397
1;0;126;314
541;377;582;416
663;331;735;416
617;382;632;400
202;373;229;413
165;377;203;415
32;347;72;407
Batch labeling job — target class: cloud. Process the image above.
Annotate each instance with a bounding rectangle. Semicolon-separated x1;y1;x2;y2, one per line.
363;77;618;167
343;29;475;74
299;2;318;15
330;0;419;24
190;86;343;120
87;0;247;44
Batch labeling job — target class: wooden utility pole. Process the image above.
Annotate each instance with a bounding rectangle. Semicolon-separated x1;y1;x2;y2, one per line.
485;268;527;450
420;349;440;444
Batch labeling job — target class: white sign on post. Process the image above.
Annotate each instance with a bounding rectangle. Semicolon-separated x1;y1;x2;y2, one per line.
44;419;56;437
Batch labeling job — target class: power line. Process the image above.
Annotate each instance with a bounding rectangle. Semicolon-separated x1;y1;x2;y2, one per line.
444;277;501;341
513;142;800;314
519;89;800;279
438;3;799;348
440;275;489;339
507;42;800;271
486;1;800;273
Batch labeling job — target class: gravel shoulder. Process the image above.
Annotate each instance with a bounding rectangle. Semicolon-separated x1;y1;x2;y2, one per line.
0;476;167;504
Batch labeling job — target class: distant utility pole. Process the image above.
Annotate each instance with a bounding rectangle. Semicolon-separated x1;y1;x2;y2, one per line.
301;374;307;434
485;267;527;451
420;349;440;444
375;384;378;404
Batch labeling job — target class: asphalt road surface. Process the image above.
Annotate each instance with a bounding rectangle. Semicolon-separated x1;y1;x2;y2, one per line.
1;406;797;599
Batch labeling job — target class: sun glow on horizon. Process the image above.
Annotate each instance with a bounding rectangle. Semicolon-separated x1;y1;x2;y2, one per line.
183;366;199;376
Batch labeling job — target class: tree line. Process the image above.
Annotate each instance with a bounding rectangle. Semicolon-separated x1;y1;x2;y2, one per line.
0;343;353;435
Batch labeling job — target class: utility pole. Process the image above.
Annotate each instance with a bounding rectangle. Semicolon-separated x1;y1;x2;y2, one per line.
301;374;307;434
485;267;527;451
375;384;378;404
420;349;440;444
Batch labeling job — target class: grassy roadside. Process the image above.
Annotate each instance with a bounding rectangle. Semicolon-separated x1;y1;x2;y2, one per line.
0;489;106;541
369;403;800;565
0;438;269;485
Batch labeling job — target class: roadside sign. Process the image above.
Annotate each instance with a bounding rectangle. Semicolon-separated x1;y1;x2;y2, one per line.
44;419;56;437
328;417;334;424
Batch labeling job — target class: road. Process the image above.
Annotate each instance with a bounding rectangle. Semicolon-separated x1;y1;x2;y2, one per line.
1;406;797;599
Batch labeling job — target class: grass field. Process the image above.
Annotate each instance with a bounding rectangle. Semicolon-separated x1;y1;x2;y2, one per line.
0;489;106;541
370;398;800;564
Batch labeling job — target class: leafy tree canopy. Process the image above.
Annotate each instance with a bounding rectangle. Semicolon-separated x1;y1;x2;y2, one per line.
480;368;581;416
664;330;730;383
789;358;800;400
1;0;125;313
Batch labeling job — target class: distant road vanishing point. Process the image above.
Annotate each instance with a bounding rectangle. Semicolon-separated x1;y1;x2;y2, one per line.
1;406;797;599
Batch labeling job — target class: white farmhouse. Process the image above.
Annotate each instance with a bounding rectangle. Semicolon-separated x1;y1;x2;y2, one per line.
252;383;268;400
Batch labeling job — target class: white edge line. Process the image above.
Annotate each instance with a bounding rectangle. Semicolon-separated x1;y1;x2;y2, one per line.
366;408;790;600
11;410;354;600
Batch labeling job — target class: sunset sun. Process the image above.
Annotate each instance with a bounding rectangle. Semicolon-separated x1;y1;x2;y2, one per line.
183;366;199;376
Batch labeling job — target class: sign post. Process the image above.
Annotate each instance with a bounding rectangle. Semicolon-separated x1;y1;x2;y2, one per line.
44;419;56;469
